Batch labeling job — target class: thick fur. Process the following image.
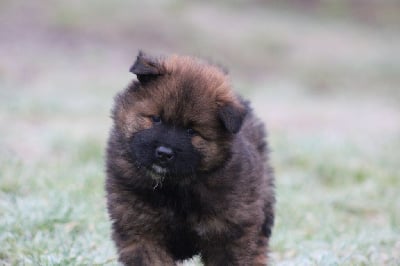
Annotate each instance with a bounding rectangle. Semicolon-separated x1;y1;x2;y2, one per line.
106;51;275;266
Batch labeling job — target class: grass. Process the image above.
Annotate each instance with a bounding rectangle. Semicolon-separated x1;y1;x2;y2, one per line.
1;1;400;265
1;89;399;265
0;138;115;265
270;134;400;265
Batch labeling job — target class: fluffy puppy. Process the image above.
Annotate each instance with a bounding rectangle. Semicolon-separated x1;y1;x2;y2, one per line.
106;51;275;265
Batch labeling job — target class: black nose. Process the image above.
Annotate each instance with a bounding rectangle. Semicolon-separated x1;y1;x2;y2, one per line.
155;146;174;163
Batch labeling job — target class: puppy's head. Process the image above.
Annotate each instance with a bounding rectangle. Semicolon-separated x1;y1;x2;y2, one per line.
112;51;247;181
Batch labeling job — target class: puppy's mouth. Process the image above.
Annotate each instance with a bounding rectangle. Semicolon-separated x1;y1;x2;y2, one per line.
146;164;169;189
146;164;168;179
151;164;168;175
145;163;197;188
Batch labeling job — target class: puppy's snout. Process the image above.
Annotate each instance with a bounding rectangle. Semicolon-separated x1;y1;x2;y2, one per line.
155;146;175;163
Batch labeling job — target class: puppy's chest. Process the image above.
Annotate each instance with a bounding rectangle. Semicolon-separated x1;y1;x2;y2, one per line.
155;186;231;237
155;186;204;216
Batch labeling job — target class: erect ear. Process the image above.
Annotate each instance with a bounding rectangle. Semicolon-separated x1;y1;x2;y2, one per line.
129;51;163;83
218;102;247;134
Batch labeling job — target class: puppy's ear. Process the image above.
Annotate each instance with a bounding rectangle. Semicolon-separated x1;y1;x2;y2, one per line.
129;51;163;83
218;102;247;134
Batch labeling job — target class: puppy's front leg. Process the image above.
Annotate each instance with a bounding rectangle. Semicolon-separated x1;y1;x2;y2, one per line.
118;240;175;266
201;229;268;266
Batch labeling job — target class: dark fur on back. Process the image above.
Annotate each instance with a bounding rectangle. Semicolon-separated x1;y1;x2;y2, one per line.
106;51;275;265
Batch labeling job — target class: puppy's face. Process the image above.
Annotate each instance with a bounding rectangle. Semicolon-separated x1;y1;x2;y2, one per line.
112;52;246;181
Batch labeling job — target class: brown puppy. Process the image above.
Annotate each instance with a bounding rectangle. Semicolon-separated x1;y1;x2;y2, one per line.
105;51;275;266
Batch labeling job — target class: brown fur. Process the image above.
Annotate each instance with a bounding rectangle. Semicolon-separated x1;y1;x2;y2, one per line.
106;51;275;265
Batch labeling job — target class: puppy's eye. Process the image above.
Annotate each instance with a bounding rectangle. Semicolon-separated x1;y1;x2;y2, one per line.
186;128;196;136
151;116;161;123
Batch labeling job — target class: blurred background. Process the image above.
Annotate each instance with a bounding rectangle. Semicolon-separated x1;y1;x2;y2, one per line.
1;1;399;265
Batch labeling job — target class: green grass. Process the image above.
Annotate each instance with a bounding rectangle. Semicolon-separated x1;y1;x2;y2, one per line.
1;96;399;264
1;95;399;265
270;134;400;265
0;138;116;265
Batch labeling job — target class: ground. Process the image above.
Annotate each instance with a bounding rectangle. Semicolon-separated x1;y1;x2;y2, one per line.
0;1;399;265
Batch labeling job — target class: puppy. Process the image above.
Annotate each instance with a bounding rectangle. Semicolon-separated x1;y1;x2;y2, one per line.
105;51;275;265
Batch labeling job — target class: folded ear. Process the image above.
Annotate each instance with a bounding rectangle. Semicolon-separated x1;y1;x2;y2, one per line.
218;102;247;134
129;51;164;83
